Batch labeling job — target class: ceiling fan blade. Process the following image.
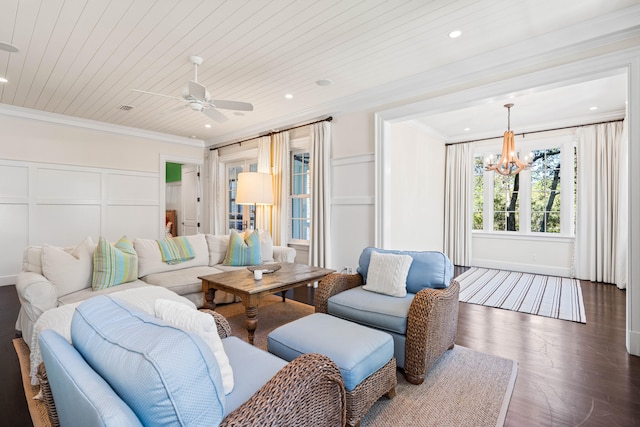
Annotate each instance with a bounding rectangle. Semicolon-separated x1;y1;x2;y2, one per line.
131;89;182;101
212;100;254;111
188;80;207;100
203;107;228;122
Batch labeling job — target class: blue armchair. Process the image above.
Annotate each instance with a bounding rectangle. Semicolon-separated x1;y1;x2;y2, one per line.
315;247;459;385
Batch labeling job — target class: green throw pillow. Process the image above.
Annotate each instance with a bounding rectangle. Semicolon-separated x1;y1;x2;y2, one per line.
92;236;138;290
223;229;262;266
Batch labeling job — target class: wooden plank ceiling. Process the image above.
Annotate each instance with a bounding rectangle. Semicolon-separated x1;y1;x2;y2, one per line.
0;0;636;143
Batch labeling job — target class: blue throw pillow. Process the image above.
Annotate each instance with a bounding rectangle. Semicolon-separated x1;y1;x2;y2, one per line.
71;295;225;426
357;247;453;293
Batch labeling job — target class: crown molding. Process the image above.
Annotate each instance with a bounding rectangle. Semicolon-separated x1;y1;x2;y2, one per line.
0;103;204;148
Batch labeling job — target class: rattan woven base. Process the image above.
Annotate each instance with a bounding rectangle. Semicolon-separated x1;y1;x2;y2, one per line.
345;357;397;427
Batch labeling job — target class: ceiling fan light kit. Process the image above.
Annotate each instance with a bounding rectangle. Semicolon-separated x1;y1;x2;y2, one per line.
131;56;253;123
485;103;532;176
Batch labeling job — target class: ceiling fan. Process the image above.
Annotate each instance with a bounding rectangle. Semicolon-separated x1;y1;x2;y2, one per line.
131;55;253;122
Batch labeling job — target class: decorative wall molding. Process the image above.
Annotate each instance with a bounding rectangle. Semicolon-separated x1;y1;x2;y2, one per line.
0;103;204;148
331;153;374;167
471;258;572;278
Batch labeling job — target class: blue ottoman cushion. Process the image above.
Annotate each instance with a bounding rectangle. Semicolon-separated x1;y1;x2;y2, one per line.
267;313;393;391
71;295;225;426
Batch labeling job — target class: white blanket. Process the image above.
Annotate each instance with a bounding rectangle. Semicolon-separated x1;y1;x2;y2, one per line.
29;286;195;385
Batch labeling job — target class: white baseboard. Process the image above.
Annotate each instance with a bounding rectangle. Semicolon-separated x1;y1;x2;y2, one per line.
628;330;640;357
471;258;572;278
0;275;16;286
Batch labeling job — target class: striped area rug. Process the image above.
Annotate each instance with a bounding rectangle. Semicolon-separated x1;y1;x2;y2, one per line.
456;267;586;323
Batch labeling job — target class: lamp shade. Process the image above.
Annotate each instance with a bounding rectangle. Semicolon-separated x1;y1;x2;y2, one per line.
236;172;274;205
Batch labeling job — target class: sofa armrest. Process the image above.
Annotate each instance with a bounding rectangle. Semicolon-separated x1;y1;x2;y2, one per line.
272;246;296;263
199;309;232;339
220;353;345;427
314;273;363;314
404;279;460;384
15;272;58;324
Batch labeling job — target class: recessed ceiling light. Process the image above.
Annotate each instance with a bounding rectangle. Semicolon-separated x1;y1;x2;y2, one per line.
285;94;293;99
464;127;471;131
589;106;598;111
189;135;197;139
0;77;7;83
316;79;333;86
448;30;462;39
204;124;212;128
233;112;245;116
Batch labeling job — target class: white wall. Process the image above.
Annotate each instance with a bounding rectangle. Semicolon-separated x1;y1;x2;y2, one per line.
0;109;204;285
386;122;445;251
330;112;376;271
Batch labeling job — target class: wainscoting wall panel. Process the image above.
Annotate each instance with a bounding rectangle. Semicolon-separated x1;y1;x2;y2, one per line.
330;153;375;270
0;159;160;286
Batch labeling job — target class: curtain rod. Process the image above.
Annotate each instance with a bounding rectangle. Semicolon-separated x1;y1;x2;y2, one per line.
444;118;624;146
209;116;333;151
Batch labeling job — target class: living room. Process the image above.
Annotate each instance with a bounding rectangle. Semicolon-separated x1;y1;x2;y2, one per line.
1;1;640;425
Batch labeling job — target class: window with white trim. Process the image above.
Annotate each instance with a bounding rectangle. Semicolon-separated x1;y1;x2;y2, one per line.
290;150;311;243
474;135;574;236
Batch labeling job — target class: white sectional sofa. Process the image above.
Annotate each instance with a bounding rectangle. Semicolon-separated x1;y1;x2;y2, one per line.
15;232;296;349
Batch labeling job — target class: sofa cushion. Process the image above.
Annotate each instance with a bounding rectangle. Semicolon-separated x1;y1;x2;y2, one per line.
327;286;414;335
39;329;143;427
92;236;138;290
362;251;412;297
222;336;287;416
357;247;453;293
71;295;225;426
42;237;95;297
155;298;234;394
267;313;394;392
58;280;149;306
135;234;209;277
206;234;230;265
223;229;262;266
22;246;44;274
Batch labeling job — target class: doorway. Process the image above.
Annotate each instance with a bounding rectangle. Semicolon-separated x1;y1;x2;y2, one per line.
160;156;203;238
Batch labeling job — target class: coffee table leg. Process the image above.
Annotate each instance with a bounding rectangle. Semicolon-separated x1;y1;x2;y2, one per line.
204;288;217;310
243;303;258;345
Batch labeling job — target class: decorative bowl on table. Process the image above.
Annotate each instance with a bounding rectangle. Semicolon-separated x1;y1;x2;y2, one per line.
247;264;281;274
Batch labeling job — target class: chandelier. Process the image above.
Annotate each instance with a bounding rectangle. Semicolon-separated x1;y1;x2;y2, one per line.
484;103;532;176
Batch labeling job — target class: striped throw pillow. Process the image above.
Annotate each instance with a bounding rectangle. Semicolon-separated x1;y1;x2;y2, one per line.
223;229;262;266
92;236;138;290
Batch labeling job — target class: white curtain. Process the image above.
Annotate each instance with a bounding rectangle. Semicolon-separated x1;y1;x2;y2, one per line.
256;136;271;231
271;131;290;246
309;122;331;268
444;142;473;266
208;150;226;234
574;121;626;288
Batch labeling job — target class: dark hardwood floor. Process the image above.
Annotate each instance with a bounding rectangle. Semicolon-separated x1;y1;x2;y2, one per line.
2;277;639;426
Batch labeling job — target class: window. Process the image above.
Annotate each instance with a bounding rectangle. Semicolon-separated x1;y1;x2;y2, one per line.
226;161;257;231
472;156;484;230
290;150;310;242
474;135;574;236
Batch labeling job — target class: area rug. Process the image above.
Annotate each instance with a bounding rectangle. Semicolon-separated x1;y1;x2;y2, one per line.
456;267;586;323
13;338;52;427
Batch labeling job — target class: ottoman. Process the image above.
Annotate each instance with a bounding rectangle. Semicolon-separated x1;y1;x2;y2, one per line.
268;313;397;427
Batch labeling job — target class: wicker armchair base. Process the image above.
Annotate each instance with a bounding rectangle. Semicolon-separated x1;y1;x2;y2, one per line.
345;357;397;427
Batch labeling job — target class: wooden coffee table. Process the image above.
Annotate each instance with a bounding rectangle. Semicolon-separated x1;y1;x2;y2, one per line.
199;263;334;345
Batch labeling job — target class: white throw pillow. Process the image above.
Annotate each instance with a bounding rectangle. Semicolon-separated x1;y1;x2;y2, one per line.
362;251;413;297
41;237;95;297
154;299;234;394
